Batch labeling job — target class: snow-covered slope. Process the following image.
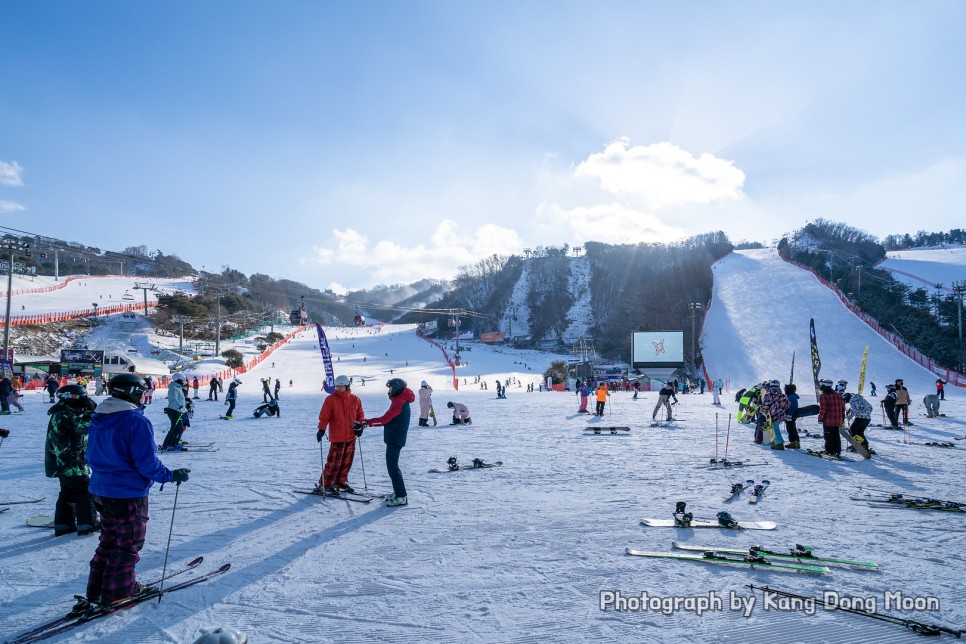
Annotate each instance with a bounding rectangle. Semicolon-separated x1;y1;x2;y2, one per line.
880;246;966;293
702;248;946;399
1;261;964;643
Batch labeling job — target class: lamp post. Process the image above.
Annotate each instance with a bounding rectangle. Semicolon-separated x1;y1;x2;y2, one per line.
2;239;30;366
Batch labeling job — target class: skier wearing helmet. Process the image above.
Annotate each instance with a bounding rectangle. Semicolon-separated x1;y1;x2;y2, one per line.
159;374;189;451
817;378;845;457
360;378;415;507
315;375;365;495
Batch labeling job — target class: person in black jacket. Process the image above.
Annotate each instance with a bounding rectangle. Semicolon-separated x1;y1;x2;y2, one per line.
0;376;12;414
361;378;415;507
45;385;100;536
45;376;60;403
253;398;280;418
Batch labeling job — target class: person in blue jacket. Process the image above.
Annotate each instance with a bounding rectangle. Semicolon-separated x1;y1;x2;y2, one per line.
360;378;415;507
82;374;190;608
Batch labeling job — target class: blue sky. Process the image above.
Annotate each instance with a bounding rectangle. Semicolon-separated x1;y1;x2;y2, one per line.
2;1;965;291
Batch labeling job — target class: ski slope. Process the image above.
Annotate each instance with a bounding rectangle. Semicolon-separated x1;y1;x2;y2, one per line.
1;259;965;643
880;246;966;294
6;275;195;315
702;248;948;399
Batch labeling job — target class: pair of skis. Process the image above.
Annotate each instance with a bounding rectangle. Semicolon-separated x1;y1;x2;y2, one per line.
625;546;829;575
6;557;229;643
429;457;503;473
293;487;385;504
723;480;769;503
584;426;630;435
852;492;965;512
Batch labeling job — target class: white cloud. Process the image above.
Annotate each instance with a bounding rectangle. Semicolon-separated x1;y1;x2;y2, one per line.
536;202;687;245
574;139;745;208
0;200;26;214
0;161;24;187
307;220;524;284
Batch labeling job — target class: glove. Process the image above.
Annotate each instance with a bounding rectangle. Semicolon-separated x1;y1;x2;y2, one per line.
171;468;190;484
353;423;365;437
316;429;325;443
0;428;9;438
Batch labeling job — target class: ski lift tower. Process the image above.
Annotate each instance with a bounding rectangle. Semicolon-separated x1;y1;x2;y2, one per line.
132;282;157;317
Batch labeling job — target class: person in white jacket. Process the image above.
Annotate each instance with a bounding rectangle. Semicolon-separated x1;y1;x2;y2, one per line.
417;381;434;426
159;374;189;451
447;401;471;425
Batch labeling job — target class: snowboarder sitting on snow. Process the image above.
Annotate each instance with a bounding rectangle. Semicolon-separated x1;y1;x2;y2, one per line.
447;401;471;425
253;398;280;418
45;384;100;536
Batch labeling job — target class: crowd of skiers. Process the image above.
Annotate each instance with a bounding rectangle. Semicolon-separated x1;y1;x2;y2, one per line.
731;376;937;459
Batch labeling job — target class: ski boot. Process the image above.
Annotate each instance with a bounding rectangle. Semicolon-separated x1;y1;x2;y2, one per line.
673;501;693;527
472;458;486;468
717;511;739;529
447;456;460;471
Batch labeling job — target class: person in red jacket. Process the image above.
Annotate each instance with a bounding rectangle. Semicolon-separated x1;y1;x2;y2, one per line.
817;378;845;457
316;375;365;495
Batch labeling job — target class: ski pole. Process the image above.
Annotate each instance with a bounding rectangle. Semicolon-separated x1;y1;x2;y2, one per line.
714;414;719;463
319;442;328;504
158;480;182;603
723;413;732;461
357;435;368;491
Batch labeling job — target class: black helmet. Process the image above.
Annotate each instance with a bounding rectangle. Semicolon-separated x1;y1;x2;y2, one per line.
108;373;147;405
447;401;455;408
56;384;88;400
386;378;407;396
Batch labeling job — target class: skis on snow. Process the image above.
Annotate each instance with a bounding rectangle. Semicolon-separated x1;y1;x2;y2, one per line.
6;557;225;644
584;426;630;435
748;584;962;638
429;457;503;473
748;480;770;504
851;492;966;512
671;542;878;570
723;480;755;501
293;488;373;503
625;548;828;574
0;497;44;505
648;502;777;530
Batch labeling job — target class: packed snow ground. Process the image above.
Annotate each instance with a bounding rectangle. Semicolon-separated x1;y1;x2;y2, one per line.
1;253;965;642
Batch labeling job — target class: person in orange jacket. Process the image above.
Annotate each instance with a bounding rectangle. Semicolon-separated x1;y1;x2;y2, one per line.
316;375;365;495
594;382;610;416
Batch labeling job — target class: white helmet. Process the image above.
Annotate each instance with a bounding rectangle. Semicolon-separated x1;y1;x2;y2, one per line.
334;375;351;387
172;373;187;384
193;626;247;644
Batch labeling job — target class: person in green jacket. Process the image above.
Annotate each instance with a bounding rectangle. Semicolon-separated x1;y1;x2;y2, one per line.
45;384;99;536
